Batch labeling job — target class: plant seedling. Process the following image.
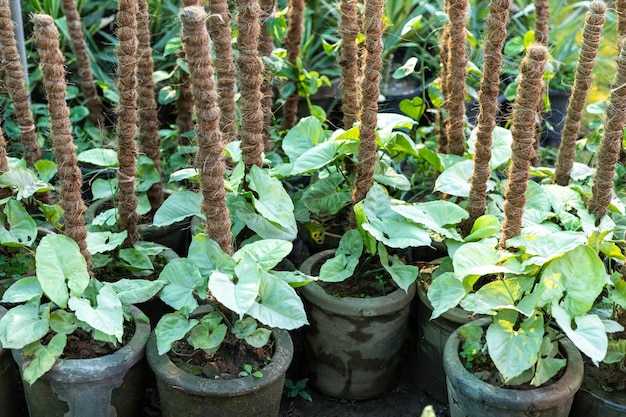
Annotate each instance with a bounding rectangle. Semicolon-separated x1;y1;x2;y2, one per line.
284;378;312;401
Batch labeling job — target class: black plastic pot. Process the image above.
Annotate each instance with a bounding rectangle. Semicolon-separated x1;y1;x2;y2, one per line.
146;328;293;417
444;318;583;417
12;306;151;417
299;249;416;400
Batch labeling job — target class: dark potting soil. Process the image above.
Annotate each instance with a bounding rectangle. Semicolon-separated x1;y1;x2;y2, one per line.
167;335;272;379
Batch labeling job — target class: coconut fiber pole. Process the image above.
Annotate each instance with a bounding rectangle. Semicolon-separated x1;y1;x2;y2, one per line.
259;0;276;141
208;0;239;144
281;0;305;130
437;0;450;154
236;0;265;169
532;0;549;162
174;0;198;145
465;0;510;228
0;0;40;167
33;14;90;264
181;6;232;254
351;0;383;207
554;0;606;186
137;0;164;211
116;0;140;246
339;0;361;129
618;0;626;38
500;44;548;247
61;0;105;127
588;39;626;222
445;0;468;156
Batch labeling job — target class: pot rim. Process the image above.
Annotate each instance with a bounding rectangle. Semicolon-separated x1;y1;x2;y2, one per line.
299;249;416;317
12;305;151;383
146;328;293;397
444;318;584;411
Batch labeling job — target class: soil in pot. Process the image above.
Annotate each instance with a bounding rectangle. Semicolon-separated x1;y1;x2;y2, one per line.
12;306;151;417
444;318;583;417
299;249;416;400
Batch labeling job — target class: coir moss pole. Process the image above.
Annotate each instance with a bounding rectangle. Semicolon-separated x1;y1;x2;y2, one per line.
588;39;626;222
33;14;90;264
115;0;140;246
465;0;510;228
351;0;383;207
281;0;305;130
500;44;547;247
181;6;233;254
534;0;549;46
208;0;238;144
554;0;606;186
61;0;104;127
137;0;164;211
339;0;361;129
618;0;626;38
437;0;450;153
259;0;276;143
0;0;40;167
236;0;265;169
445;0;468;156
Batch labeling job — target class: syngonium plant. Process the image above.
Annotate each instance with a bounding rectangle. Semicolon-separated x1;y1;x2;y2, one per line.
0;233;164;384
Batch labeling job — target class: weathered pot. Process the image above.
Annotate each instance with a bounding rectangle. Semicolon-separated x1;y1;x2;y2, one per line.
299;249;416;400
444;318;583;417
146;328;293;417
12;306;150;417
415;280;475;402
0;306;28;417
569;361;626;416
85;196;191;257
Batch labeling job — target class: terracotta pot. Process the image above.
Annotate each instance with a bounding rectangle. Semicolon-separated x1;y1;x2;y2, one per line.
0;306;28;417
12;306;151;417
414;280;475;402
146;328;293;417
299;249;416;400
569;361;626;417
444;318;583;417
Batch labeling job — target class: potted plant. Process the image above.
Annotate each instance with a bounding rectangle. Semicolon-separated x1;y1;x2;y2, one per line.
0;305;28;417
146;234;309;417
0;233;163;417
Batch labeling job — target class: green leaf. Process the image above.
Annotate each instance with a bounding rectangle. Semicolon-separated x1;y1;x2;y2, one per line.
232;316;258;339
158;85;179;105
234;200;297;241
0;199;37;247
427;272;466;319
552;305;607;364
36;235;90;308
153;191;203;226
290;140;347;175
188;312;227;354
282;116;327;162
1;276;42;303
464;215;502;242
486;310;544;382
155;313;199;355
452;242;516;278
433;160;474;197
77;148;119;167
188;234;236;277
391;200;468;240
49;310;77;335
68;286;123;341
118;248;154;272
135;155;160;192
70;105;89;122
91;178;118;200
86;231;128;254
163;36;182;56
106;279;165;304
245;327;272;348
474;277;535;315
247;271;308;329
538;245;605;316
0;299;48;349
392;57;418;79
467;126;513;170
399;96;425;121
506;232;587;264
0;168;53;200
233;239;292;271
319;230;363;282
532;356;566;386
209;257;261;317
158;258;206;315
504;36;525;55
34;159;57;183
378;244;419;292
21;334;66;385
301;173;351;216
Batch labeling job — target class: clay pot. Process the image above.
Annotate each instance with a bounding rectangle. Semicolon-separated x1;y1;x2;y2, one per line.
12;306;151;417
299;249;416;400
444;318;584;417
569;361;626;417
